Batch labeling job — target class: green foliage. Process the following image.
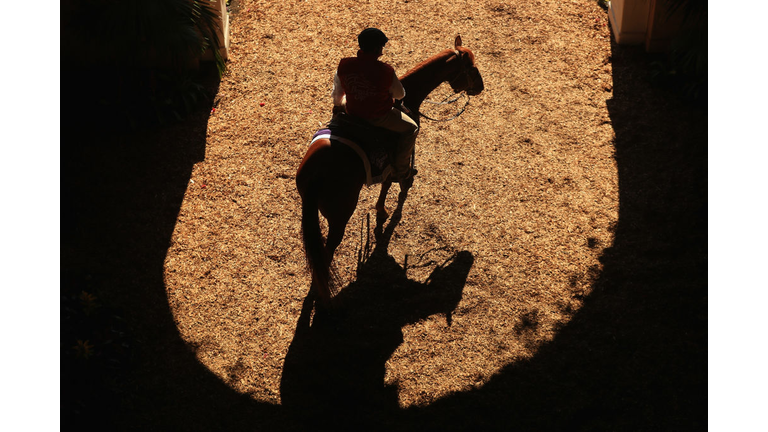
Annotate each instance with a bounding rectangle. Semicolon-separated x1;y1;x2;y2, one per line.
649;0;707;103
150;71;212;125
62;290;133;366
63;0;225;74
79;291;100;316
62;0;226;129
61;287;134;425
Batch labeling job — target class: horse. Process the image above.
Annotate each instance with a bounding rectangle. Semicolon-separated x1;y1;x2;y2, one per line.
296;35;484;309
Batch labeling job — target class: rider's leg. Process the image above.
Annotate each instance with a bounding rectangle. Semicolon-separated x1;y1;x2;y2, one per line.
392;132;417;181
368;108;419;181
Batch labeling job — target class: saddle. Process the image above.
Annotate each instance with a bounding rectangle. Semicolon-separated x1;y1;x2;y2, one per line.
311;112;402;185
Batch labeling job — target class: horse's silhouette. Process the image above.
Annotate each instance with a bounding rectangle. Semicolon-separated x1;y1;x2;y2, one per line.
281;189;474;428
296;36;484;308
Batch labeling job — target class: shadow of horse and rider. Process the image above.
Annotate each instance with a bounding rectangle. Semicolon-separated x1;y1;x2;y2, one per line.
281;184;475;428
281;35;482;428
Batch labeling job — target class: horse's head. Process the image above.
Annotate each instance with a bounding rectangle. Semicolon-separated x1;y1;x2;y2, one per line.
448;35;484;96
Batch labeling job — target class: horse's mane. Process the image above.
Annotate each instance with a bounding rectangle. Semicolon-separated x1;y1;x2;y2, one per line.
400;49;456;81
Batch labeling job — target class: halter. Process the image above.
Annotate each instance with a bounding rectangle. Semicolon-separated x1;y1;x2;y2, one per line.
417;51;476;122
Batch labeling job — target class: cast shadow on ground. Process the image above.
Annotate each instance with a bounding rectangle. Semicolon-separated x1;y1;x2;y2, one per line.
60;62;284;431
397;39;707;431
61;37;706;431
279;38;706;432
280;187;475;430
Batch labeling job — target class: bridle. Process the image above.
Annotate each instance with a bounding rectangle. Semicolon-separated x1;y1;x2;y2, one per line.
447;50;479;92
418;92;470;122
418;50;478;122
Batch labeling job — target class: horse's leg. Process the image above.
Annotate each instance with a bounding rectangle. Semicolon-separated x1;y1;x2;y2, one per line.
399;174;415;192
314;180;361;307
375;180;393;225
309;208;350;314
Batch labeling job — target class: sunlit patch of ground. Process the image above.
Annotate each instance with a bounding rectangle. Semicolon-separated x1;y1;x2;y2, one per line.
164;0;617;407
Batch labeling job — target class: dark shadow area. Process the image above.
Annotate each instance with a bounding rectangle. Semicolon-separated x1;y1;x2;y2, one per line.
62;21;705;432
60;59;294;430
280;190;474;430
398;39;707;431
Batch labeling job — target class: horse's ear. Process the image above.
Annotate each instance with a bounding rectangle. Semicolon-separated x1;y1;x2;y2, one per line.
455;35;463;48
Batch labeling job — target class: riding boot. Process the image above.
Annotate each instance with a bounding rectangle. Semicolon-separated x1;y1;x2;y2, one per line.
391;132;418;181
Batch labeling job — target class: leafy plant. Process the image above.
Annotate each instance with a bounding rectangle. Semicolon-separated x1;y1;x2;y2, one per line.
62;0;226;128
63;0;225;74
79;291;100;316
649;0;707;102
61;287;134;426
73;339;95;359
150;71;211;124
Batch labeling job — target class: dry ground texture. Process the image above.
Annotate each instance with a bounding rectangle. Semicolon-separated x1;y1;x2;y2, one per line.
167;0;615;407
62;0;707;430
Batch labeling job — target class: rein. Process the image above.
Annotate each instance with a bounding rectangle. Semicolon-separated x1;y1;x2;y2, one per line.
417;91;470;122
416;50;475;122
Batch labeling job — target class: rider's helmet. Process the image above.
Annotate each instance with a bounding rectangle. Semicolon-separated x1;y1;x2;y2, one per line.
358;28;389;54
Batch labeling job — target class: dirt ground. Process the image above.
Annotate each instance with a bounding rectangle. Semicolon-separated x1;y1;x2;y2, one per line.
61;0;707;430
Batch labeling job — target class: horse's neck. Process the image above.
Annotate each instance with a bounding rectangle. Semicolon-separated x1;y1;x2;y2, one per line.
400;50;456;115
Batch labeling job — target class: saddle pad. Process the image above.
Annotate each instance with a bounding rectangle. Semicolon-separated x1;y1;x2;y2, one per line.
311;129;392;186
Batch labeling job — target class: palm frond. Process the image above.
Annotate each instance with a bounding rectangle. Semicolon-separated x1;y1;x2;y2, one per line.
63;0;226;74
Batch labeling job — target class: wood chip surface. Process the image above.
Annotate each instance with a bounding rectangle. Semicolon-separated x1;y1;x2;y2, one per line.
164;0;618;409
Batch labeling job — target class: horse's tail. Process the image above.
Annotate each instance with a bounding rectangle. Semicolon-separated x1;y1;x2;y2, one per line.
300;181;337;306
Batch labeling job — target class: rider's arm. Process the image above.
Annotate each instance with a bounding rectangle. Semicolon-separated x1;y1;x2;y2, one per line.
332;73;346;106
389;71;405;101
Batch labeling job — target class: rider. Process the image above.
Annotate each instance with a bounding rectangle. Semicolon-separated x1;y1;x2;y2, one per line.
331;28;419;182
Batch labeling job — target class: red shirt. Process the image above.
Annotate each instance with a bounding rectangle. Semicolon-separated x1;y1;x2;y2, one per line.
337;51;396;119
